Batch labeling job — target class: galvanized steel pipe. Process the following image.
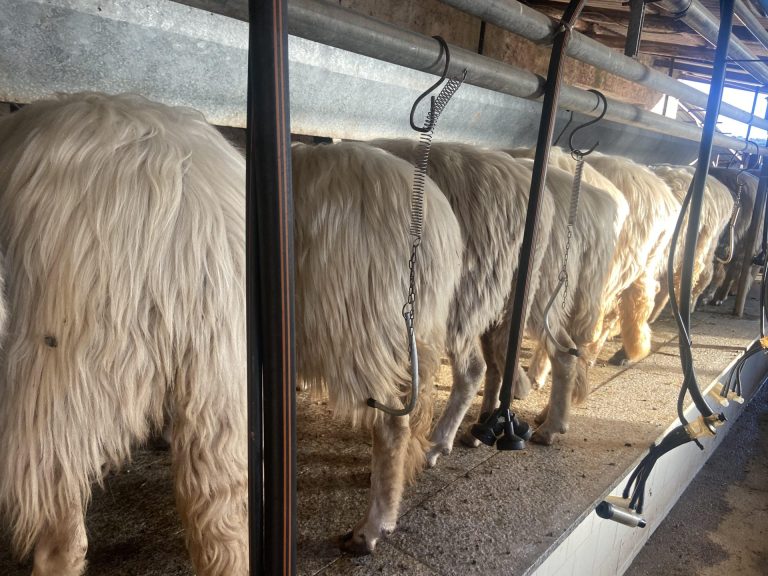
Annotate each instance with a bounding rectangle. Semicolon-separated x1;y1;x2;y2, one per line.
289;0;767;154
735;0;768;51
437;0;768;131
657;0;768;85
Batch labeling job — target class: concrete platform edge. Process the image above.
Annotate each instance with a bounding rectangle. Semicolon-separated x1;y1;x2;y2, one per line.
528;339;768;576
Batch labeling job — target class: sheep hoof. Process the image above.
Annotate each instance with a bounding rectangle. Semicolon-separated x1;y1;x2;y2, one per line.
338;531;374;556
426;444;450;468
713;299;724;307
459;430;481;448
531;429;556;446
608;348;629;366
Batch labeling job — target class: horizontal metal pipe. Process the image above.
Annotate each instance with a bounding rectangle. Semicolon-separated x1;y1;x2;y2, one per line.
438;0;768;131
657;0;768;86
735;0;768;52
289;0;767;155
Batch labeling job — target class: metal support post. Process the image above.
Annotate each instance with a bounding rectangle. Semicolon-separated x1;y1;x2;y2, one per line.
501;0;586;413
246;0;297;574
680;0;734;325
734;129;768;317
625;0;647;57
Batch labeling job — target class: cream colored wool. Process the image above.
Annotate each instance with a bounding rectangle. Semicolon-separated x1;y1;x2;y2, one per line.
584;153;681;364
292;141;462;554
371;139;554;453
506;147;642;380
0;93;248;575
0;95;462;569
484;160;623;444
649;165;734;320
373;140;623;447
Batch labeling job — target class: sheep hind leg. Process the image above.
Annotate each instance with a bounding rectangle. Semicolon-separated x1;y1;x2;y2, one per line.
527;342;552;390
171;378;248;575
609;276;656;366
427;342;486;467
531;335;577;446
692;254;715;310
32;503;87;576
459;331;530;448
340;408;410;555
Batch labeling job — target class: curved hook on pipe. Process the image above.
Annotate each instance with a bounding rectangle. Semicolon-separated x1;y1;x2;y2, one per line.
553;109;575;147
568;89;608;158
409;35;451;133
543;275;580;357
366;313;420;416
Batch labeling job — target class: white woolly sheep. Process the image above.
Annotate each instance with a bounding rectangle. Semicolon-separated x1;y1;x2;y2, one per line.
507;147;649;378
292;142;462;554
483;159;625;444
0;93;248;576
371;139;555;454
577;153;682;365
649;165;734;321
372;140;624;447
0;94;462;570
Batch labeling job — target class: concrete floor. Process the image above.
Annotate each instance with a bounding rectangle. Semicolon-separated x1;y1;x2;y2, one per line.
627;377;768;576
0;295;764;575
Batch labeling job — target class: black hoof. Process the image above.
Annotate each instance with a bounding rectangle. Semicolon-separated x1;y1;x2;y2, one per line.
338;531;373;556
608;348;629;367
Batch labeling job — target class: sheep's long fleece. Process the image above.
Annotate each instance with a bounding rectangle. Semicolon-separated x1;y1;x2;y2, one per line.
0;92;249;575
292;141;463;554
649;164;734;320
372;139;624;448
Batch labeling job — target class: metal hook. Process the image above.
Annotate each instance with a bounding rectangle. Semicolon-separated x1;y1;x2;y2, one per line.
409;36;452;133
568;89;608;158
745;139;760;170
553;109;575;147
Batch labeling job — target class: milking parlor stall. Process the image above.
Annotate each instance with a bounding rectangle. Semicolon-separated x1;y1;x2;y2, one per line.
1;0;768;575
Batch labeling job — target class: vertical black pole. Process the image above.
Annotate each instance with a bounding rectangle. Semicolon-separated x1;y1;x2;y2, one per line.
675;0;734;417
246;0;297;575
760;171;768;336
624;0;647;57
477;20;487;55
735;133;768;317
499;0;587;410
679;0;734;329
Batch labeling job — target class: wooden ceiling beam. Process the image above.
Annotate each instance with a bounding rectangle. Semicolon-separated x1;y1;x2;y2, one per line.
526;1;691;32
653;57;768;89
590;35;734;61
526;0;768;33
575;29;768;60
